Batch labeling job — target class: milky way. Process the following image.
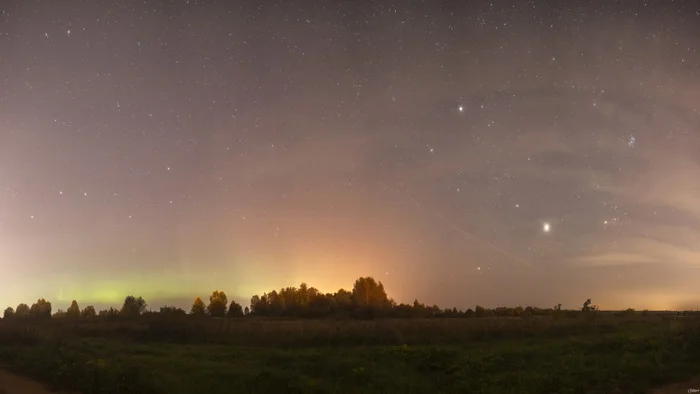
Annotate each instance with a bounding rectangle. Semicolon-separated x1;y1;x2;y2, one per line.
1;1;699;311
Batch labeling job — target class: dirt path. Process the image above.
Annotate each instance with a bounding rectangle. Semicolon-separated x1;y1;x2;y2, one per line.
651;375;700;394
0;369;63;394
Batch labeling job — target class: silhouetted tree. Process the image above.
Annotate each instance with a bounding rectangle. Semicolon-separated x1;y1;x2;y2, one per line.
392;303;412;318
82;305;96;317
53;309;66;318
334;289;353;312
250;294;270;316
15;303;30;318
207;290;228;317
351;277;389;310
160;306;186;316
308;293;334;317
297;282;311;309
413;299;427;317
244;306;250;315
475;305;486;318
98;307;120;317
581;298;599;322
581;298;598;313
268;290;286;315
190;297;206;316
29;299;52;319
66;300;81;317
226;300;244;317
120;296;147;317
3;307;14;319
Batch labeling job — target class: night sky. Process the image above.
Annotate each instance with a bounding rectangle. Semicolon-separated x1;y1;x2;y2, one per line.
1;1;699;312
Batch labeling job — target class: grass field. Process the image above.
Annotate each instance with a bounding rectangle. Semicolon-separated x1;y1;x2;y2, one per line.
0;312;699;393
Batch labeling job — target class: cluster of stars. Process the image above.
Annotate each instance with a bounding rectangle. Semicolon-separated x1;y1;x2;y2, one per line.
0;0;698;313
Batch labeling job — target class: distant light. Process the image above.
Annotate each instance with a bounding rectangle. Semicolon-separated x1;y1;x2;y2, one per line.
458;105;464;112
543;222;551;232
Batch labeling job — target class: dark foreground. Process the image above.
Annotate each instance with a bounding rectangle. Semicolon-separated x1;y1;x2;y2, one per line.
0;313;699;394
0;368;71;394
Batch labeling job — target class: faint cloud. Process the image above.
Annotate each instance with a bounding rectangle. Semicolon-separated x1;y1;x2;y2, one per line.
574;252;661;266
573;235;700;268
600;153;700;219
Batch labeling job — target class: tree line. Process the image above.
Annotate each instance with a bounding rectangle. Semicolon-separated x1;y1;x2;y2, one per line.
2;276;604;321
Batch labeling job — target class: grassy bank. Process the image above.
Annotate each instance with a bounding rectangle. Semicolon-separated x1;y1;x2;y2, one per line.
0;314;699;393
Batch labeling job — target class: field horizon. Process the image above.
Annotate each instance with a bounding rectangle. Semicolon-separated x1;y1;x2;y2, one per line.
1;279;699;393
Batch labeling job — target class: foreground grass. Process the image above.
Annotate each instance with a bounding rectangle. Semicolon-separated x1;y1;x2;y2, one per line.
0;315;699;393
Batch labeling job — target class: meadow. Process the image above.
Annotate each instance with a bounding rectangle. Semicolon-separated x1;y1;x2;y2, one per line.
0;311;699;394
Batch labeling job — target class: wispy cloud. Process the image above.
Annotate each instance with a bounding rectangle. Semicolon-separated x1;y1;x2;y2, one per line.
599;151;700;219
574;252;661;267
573;235;700;268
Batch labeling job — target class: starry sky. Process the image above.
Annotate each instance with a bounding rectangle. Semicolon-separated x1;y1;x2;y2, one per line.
1;1;699;312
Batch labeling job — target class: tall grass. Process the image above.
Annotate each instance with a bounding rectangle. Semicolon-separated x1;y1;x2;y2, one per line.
0;313;698;393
